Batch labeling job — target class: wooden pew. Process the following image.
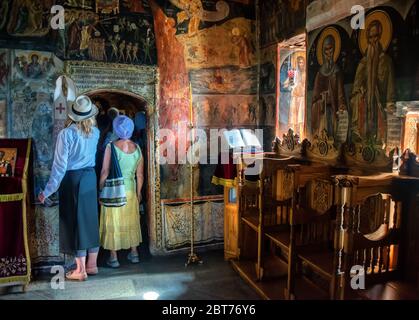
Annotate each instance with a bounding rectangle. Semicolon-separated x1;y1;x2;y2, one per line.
262;162;338;299
333;173;419;300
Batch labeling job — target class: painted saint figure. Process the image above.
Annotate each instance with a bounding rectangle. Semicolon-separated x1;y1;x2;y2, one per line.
284;54;306;137
27;54;43;78
231;27;254;68
311;28;346;139
350;12;395;144
14;5;29;34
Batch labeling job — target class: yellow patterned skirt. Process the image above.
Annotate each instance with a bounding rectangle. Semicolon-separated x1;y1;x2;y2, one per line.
100;191;142;251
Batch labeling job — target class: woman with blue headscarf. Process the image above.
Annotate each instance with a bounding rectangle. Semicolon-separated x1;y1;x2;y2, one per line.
99;115;144;267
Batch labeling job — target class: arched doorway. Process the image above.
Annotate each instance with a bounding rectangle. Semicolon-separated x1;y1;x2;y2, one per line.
86;89;152;259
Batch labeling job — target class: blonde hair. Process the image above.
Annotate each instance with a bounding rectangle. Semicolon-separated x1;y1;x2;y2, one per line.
65;117;97;137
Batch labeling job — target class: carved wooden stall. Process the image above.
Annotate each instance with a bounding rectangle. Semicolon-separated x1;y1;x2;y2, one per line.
333;173;419;299
227;128;419;300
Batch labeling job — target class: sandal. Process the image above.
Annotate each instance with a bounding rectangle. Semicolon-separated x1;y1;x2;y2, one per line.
127;252;140;264
66;270;88;281
106;258;120;268
86;267;99;275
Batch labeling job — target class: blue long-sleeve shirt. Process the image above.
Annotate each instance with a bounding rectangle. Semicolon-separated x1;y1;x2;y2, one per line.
43;124;99;198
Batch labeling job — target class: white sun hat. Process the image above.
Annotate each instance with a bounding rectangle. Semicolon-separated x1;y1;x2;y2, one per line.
68;95;99;122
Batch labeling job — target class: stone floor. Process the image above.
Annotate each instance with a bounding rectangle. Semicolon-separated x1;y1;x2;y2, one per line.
0;250;260;300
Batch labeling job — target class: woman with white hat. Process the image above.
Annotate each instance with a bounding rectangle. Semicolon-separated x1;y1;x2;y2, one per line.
39;95;100;281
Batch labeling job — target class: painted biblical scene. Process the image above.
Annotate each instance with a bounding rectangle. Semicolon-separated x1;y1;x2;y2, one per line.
260;0;309;47
278;50;306;138
177;17;256;70
10;50;63;202
189;66;257;95
149;0;257;200
193;94;258;127
55;9;156;65
13;51;56;80
6;0;53;37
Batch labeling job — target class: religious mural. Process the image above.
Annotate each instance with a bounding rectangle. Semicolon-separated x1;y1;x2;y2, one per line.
0;49;9;95
56;7;156;65
0;0;157;66
193;94;258;127
259;44;277;146
6;0;54;37
279;50;306;138
307;0;419;158
0;0;10;31
189;66;257;95
0;99;6;138
0;49;64;267
150;0;257;200
260;0;309;48
10;50;63;201
63;0;94;10
309;26;349;144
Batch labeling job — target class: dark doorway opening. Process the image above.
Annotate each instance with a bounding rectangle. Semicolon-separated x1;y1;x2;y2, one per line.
87;90;151;264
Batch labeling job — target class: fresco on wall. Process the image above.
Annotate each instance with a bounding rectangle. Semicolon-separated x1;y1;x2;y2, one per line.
0;0;10;31
0;99;6;138
279;50;307;138
307;0;419;158
10;50;63;199
0;49;9;94
63;0;93;9
14;52;55;80
258;44;276;147
260;94;276;127
260;0;309;48
168;0;230;37
6;0;54;37
177;17;256;69
0;0;157;65
350;11;396;145
150;0;256;201
149;0;189;130
55;8;156;65
95;0;119;14
32;101;55;201
121;0;146;13
193;94;257;127
189;66;257;95
308;26;349;144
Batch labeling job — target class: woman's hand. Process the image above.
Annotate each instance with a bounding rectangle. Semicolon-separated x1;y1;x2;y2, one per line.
38;192;46;204
137;192;142;204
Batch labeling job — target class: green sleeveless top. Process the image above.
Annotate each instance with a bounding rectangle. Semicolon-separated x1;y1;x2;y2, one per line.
113;144;142;192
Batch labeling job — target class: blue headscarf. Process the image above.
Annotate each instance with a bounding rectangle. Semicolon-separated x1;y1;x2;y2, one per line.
113;115;134;140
